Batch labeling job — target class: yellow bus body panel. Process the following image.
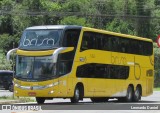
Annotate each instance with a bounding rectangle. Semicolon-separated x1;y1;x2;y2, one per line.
14;26;154;99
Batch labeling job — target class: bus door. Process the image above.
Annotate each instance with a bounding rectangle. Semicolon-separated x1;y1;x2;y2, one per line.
77;30;110;97
57;28;81;97
75;50;95;96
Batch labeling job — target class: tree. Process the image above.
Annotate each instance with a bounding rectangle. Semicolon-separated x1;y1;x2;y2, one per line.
0;57;12;70
60;16;92;27
0;0;15;35
106;18;136;35
0;34;18;54
135;0;152;38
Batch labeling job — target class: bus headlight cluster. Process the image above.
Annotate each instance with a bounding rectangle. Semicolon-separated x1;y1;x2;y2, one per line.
45;82;59;88
48;90;54;94
14;82;59;90
15;83;20;88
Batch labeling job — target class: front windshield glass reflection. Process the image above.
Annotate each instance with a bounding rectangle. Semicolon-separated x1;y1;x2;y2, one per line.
19;29;62;50
16;56;56;81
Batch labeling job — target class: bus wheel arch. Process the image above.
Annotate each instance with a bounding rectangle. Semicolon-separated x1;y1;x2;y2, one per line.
70;82;84;103
133;84;142;102
90;97;109;103
36;97;45;104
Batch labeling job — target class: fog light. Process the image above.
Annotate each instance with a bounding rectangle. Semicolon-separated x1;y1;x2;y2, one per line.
48;90;54;94
15;91;18;94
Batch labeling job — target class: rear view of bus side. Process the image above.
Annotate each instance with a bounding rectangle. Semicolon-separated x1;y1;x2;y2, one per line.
76;27;154;102
7;25;154;104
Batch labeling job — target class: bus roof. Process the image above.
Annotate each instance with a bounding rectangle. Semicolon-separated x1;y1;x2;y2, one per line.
26;25;152;42
83;27;153;42
26;25;82;30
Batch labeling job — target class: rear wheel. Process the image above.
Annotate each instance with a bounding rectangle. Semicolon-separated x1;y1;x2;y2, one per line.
125;86;133;102
90;97;108;103
70;87;80;103
133;86;141;102
36;97;45;104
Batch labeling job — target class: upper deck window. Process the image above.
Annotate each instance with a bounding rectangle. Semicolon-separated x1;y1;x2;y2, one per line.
19;29;63;50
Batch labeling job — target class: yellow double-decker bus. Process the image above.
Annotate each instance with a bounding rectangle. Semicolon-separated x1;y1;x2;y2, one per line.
7;25;154;104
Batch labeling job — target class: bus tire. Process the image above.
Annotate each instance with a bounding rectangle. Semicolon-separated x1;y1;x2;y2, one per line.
125;85;133;102
133;86;141;102
36;97;45;104
70;87;80;103
90;97;108;103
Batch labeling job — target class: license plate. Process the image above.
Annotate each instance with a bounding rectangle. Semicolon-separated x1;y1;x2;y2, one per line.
28;92;36;96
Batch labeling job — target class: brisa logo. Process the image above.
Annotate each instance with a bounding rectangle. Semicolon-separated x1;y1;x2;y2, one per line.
23;38;55;46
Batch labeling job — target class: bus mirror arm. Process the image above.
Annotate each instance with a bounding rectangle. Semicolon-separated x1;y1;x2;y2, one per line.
6;48;18;62
52;47;67;63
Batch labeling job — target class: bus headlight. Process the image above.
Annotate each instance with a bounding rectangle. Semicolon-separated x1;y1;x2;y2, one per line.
46;82;59;88
48;90;54;94
15;83;20;87
47;84;54;88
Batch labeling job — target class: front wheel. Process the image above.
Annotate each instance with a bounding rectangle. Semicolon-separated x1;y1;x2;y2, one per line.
36;97;45;104
70;87;80;103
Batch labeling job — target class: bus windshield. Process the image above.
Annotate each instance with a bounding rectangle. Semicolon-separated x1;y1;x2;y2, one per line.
19;29;63;50
16;56;56;81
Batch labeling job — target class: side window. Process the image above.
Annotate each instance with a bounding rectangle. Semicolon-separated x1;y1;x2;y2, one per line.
80;32;89;51
94;65;106;78
146;42;153;55
57;51;75;76
80;32;96;51
76;64;129;79
76;64;91;78
63;29;80;48
96;34;103;50
110;36;121;52
103;35;111;51
143;41;153;56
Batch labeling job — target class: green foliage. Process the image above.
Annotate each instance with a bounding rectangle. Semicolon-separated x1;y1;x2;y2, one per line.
154;43;160;87
0;0;160;87
0;34;19;53
106;18;136;35
60;16;93;27
0;95;35;102
0;56;12;70
0;34;13;53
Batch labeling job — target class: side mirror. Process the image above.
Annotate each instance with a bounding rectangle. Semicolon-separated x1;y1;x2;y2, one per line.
6;48;18;62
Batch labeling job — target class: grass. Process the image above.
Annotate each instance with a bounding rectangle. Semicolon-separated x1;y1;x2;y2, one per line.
0;95;35;102
154;87;160;91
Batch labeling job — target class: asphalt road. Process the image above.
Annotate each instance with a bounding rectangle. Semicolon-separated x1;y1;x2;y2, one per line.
0;90;160;103
0;90;160;113
0;90;160;104
27;91;160;104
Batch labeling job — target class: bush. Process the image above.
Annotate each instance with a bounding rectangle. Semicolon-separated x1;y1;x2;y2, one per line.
154;43;160;87
0;56;13;70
